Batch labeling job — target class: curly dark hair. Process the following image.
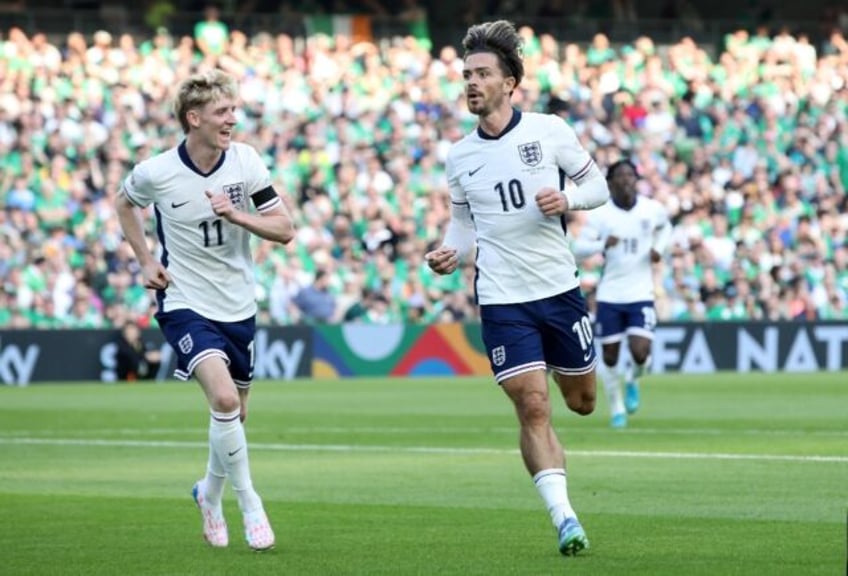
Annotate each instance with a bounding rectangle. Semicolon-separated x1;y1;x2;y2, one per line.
606;159;639;180
461;20;524;88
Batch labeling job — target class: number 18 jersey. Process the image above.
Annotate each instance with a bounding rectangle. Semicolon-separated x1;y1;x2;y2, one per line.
582;196;669;304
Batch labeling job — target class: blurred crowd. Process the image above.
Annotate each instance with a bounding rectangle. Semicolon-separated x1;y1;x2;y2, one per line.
1;12;847;329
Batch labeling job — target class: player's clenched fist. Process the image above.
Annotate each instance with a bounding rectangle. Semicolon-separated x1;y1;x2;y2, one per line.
425;246;459;275
535;187;569;216
142;262;171;290
205;189;235;219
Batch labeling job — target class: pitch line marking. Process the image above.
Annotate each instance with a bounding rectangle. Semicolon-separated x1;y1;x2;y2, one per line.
1;426;846;438
1;437;846;464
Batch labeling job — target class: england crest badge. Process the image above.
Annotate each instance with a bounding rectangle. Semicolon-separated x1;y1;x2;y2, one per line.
492;345;506;367
517;141;542;166
223;182;246;208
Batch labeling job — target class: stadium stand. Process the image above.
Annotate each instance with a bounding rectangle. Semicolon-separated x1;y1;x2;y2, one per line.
1;2;847;328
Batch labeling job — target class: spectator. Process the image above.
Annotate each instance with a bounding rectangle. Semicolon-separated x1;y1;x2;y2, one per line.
268;261;304;325
293;269;337;323
0;20;846;328
114;320;162;381
194;4;229;59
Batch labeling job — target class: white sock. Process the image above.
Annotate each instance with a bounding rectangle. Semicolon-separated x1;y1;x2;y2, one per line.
209;409;263;514
619;349;635;383
597;361;625;417
533;468;577;528
203;421;227;508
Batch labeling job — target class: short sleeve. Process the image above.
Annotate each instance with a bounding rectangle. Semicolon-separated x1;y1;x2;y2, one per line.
244;145;272;196
121;162;154;208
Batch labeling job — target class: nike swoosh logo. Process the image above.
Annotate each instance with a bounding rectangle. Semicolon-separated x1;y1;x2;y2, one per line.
171;201;190;208
583;350;593;362
228;446;243;457
468;164;485;177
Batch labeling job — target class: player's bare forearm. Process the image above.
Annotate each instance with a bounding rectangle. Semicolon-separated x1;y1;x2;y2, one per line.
206;190;295;244
116;194;155;268
116;193;171;289
230;205;295;245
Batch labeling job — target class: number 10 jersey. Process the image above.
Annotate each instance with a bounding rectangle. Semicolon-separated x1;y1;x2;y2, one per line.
446;110;597;305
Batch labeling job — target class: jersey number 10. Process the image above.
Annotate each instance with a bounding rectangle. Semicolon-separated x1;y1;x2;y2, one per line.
495;179;526;212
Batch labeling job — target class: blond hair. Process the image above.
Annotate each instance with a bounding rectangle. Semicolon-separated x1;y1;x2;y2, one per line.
173;69;238;134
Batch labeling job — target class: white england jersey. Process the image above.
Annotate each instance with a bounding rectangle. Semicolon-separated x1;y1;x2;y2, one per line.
447;110;597;305
122;141;281;322
580;196;669;303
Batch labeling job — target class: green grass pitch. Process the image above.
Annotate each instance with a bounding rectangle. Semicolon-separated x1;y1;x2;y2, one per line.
1;372;846;575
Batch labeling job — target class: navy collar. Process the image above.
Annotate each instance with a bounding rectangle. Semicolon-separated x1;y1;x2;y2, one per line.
477;108;522;140
178;140;226;177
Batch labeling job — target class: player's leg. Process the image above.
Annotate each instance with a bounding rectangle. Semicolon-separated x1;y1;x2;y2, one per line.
627;334;652;378
501;370;567;473
623;302;657;414
480;300;586;555
214;317;275;551
547;370;593;555
623;333;651;414
501;370;588;555
157;309;232;547
598;341;626;427
594;302;627;427
192;428;228;546
193;356;273;550
543;288;598;554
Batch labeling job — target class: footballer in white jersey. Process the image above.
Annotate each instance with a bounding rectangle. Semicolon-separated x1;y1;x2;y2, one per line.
574;180;671;307
426;20;608;558
121;141;281;323
436;107;610;381
446;110;600;305
572;159;671;428
116;70;293;552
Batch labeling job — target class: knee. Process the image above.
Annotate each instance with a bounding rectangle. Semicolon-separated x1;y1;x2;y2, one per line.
515;392;551;426
567;394;596;416
602;350;618;367
630;346;651;366
553;373;596;416
210;389;240;413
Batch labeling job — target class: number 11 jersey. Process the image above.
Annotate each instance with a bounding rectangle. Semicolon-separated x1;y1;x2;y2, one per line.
121;141;281;322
